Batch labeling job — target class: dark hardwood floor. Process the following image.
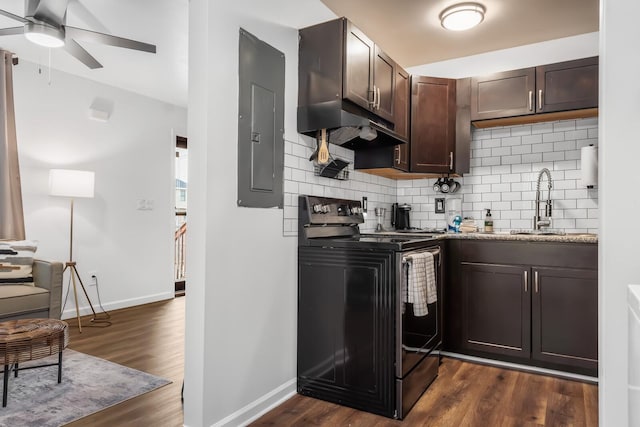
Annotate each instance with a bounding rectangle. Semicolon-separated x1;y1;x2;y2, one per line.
252;358;598;427
59;297;597;427
65;297;185;427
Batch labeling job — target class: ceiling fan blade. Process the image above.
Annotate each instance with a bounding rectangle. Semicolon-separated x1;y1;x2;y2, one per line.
0;9;29;23
0;27;24;36
65;26;156;54
64;38;102;69
29;0;69;26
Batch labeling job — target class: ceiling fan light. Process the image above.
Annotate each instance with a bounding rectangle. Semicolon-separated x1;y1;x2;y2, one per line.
440;2;486;31
24;22;65;48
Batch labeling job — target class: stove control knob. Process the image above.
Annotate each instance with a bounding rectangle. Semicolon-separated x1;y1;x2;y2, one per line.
321;205;331;213
312;204;323;213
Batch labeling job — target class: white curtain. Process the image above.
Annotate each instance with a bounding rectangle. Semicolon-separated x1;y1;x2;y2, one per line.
0;50;25;240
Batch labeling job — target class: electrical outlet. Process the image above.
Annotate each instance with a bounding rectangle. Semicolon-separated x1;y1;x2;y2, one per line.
88;271;97;286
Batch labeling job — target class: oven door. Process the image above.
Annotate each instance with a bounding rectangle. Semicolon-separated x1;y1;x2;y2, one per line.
396;246;442;378
395;246;442;418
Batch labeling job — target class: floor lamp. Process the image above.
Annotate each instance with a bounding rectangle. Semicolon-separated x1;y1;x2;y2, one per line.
49;169;109;332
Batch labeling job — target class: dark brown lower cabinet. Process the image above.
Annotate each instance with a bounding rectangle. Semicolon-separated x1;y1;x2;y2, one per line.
447;240;598;376
532;267;598;371
462;263;530;358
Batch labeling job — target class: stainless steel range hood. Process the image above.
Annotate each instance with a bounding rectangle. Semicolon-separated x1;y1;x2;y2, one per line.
297;100;408;149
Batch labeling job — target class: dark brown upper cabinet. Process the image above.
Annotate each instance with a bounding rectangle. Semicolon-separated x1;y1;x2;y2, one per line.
411;76;457;174
471;56;598;122
393;66;410;171
353;77;470;177
344;21;395;122
298;18;395;125
536;57;599;113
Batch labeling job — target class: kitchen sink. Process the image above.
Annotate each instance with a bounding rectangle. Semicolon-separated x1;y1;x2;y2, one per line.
509;229;566;236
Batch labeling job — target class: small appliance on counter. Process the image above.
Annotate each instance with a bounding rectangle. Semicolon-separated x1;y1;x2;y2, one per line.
392;203;412;230
374;207;386;232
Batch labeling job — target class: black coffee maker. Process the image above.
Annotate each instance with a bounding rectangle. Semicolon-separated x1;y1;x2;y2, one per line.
391;203;411;230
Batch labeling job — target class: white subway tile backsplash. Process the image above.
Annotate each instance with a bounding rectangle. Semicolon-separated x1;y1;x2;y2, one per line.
553;121;576;132
501;136;522;146
482;175;502;184
482;139;502;149
492;146;512;156
482;157;501;166
532;122;554;134
502;155;522;165
543;151;565;162
283;119;598;236
522;153;543;163
491;128;511;138
491;183;511;193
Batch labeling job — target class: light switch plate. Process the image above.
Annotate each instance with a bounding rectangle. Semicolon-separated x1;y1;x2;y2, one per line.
435;198;445;214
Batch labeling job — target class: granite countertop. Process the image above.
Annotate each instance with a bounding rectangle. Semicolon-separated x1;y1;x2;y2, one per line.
372;231;598;244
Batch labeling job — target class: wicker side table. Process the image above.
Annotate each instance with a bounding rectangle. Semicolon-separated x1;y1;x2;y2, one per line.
0;319;69;407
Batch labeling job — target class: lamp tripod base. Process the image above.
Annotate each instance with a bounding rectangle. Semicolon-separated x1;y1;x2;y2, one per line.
63;262;111;332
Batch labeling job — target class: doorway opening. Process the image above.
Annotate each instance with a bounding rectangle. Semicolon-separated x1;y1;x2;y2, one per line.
175;135;188;295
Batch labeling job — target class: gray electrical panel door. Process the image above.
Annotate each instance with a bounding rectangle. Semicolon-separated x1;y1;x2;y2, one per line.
237;28;285;208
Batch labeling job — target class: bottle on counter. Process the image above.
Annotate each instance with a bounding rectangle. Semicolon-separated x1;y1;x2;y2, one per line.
484;209;494;233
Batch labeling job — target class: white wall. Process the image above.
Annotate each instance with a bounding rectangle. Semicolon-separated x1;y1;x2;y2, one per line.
186;5;299;427
14;60;187;317
600;0;640;425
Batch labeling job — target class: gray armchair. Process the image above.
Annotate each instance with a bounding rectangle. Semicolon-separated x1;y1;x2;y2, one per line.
0;259;64;321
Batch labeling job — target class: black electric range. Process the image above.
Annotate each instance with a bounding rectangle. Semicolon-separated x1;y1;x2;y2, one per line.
297;195;443;420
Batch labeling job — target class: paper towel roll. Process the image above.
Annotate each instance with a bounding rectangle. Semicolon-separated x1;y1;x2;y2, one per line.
581;145;598;188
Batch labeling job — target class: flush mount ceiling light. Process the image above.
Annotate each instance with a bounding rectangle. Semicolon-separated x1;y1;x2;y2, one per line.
440;2;486;31
24;22;65;48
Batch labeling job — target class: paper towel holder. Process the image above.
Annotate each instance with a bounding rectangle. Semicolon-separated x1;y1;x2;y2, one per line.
581;144;598;189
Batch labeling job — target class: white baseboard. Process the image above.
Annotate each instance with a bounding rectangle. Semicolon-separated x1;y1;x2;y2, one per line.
211;378;297;427
60;291;175;320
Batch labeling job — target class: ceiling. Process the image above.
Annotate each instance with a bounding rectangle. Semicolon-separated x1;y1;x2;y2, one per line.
0;0;599;109
320;0;599;68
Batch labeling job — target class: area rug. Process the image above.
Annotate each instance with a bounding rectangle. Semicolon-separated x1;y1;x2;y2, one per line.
0;349;171;426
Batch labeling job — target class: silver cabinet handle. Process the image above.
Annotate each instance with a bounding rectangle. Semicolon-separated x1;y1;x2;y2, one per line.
538;89;543;111
534;270;539;293
370;85;377;108
395;146;400;164
524;270;528;292
377;87;381;109
528;90;533;111
449;152;454;170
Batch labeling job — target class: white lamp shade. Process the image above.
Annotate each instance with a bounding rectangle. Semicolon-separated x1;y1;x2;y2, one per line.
49;169;95;198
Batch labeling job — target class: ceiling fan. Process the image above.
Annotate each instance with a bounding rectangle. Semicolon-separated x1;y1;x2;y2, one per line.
0;0;156;69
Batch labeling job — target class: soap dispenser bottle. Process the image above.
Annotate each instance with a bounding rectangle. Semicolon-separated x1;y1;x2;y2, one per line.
484;209;494;233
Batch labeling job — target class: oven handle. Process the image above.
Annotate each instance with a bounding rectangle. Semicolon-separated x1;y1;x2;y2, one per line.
402;247;441;266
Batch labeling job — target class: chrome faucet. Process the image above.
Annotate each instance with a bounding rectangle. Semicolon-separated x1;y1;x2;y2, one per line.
534;168;553;230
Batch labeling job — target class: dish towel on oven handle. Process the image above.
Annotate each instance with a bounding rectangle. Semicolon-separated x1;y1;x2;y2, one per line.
404;251;437;316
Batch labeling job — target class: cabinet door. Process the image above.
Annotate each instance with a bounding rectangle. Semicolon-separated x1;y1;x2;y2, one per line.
373;46;395;122
536;57;599;113
393;66;410;171
461;263;531;359
471;68;536;121
344;22;374;112
410;76;456;173
531;267;598;373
